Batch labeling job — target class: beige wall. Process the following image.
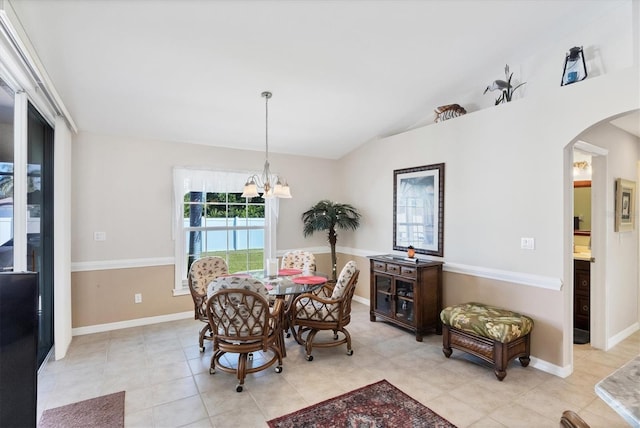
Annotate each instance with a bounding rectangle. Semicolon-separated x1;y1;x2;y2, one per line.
72;265;192;327
442;273;563;365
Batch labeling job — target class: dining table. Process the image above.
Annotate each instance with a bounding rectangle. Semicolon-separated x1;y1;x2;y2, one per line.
244;269;328;357
595;355;640;427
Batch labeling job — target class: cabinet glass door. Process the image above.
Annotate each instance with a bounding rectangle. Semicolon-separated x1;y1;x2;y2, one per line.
395;278;414;323
373;273;393;317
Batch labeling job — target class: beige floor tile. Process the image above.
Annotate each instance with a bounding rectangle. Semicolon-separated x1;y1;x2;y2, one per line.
200;385;260;417
210;409;268;428
152;395;209;427
37;302;639;428
425;393;485;428
124;407;154;428
490;403;557;428
467;417;508;428
151;376;199;406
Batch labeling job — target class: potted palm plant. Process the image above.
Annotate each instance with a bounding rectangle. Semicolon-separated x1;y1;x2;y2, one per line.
302;200;361;281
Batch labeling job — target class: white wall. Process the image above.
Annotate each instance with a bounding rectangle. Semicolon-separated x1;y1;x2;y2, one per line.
338;66;639;369
578;123;640;339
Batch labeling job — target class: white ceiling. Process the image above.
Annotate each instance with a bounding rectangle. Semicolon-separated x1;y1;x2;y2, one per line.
8;0;636;159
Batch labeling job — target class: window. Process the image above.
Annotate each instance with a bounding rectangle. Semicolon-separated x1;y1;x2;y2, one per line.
173;168;278;294
183;191;265;274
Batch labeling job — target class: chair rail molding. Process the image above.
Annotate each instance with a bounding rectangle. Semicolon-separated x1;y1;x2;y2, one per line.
71;257;174;272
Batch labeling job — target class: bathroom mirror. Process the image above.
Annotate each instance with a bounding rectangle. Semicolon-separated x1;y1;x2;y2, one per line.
574;180;591;236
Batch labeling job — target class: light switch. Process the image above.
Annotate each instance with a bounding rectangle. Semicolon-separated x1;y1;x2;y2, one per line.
94;232;106;241
520;237;535;250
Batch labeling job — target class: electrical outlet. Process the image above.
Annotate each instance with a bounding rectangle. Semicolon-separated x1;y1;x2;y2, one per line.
134;293;142;304
520;237;535;250
94;231;106;241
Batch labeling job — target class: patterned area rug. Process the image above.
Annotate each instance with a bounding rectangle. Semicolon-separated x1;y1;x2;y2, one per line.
38;391;125;428
267;380;456;428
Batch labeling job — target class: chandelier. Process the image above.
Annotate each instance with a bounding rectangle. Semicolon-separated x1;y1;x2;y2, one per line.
241;91;292;199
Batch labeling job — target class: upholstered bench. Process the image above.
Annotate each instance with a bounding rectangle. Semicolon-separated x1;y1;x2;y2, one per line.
440;302;533;381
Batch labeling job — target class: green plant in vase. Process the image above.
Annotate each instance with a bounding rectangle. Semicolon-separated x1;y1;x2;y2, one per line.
301;200;361;281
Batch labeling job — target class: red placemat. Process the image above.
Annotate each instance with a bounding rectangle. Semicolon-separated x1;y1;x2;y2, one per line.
278;268;302;276
292;276;326;285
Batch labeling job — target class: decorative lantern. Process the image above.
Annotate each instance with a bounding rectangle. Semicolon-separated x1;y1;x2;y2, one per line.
561;46;587;86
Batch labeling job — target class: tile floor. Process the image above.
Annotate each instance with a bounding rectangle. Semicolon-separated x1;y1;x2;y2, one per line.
37;302;639;427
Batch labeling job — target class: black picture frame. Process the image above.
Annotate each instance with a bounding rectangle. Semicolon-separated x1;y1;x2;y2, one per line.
393;163;444;257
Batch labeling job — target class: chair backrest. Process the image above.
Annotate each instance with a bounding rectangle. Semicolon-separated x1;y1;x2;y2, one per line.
188;256;229;297
281;250;316;273
188;257;228;320
331;260;358;300
207;276;270;299
206;277;274;337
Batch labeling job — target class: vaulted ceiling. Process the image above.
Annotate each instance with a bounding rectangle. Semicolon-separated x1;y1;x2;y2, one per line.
8;0;635;159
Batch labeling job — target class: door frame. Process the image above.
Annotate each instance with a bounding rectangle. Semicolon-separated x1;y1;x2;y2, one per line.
573;140;609;352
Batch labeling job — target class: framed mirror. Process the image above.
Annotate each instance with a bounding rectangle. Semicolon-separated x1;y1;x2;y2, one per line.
393;163;444;257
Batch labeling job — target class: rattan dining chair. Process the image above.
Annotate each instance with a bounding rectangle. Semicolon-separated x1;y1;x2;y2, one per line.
290;260;359;361
206;276;284;392
187;256;228;352
280;250;316;273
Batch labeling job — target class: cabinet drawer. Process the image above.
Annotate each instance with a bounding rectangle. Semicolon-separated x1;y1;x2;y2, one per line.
400;266;417;278
372;261;386;272
386;263;400;274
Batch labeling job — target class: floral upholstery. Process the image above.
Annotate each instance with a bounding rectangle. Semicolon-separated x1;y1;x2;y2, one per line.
205;277;284;391
440;302;534;343
330;261;358;300
294;261;359;322
189;256;229;299
207;277;274;336
188;256;229;351
290;261;360;360
281;250;316;273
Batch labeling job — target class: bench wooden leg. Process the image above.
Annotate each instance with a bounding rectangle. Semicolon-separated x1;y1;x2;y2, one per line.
442;325;452;358
441;325;531;381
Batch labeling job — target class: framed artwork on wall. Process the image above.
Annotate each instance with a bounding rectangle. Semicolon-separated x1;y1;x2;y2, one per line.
393;163;445;257
614;178;636;232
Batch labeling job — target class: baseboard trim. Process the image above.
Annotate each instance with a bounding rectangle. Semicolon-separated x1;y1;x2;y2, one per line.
607;322;640;349
72;311;193;336
529;356;572;378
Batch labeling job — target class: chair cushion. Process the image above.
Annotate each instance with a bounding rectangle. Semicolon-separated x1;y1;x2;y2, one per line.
440;302;533;343
281;250;316;273
207;277;270;299
330;261;357;300
190;257;228;295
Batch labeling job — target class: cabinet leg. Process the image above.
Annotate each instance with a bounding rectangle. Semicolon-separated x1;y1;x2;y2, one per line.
369;313;376;322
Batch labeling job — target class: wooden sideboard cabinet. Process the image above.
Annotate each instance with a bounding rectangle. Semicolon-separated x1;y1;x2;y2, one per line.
368;255;443;341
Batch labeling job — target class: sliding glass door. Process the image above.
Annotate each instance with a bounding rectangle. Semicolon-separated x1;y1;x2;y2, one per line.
28;104;54;367
0;79;55;367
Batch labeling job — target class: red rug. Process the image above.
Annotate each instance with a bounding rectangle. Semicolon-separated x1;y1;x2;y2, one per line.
267;379;456;427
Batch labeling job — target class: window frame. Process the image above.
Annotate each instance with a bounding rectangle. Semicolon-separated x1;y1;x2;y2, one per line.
172;168;278;295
